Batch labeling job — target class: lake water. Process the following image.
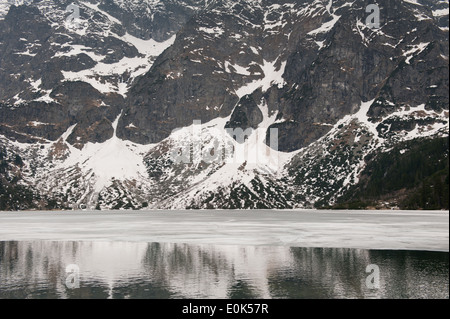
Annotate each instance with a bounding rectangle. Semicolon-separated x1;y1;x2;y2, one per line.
0;241;448;299
0;210;448;299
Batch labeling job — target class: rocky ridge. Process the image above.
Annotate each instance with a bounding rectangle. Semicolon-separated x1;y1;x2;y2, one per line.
0;0;448;210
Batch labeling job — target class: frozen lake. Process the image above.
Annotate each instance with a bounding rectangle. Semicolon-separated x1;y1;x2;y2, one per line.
0;210;448;251
0;210;448;299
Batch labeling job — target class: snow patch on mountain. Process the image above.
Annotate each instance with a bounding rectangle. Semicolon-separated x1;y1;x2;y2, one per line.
403;42;430;64
2;0;177;97
59;33;175;96
0;0;33;19
308;9;340;35
81;1;122;25
403;0;423;6
59;113;152;192
147;97;296;209
235;59;287;98
433;7;449;16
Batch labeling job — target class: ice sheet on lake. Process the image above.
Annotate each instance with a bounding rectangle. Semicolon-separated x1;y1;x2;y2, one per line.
0;210;448;251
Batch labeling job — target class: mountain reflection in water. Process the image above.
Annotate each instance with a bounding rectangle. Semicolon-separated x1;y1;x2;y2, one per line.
0;241;448;299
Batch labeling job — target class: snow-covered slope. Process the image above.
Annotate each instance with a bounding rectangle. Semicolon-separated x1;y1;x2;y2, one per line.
0;0;449;210
0;0;182;99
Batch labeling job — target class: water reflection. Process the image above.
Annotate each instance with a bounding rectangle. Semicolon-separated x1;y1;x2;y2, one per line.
0;241;448;299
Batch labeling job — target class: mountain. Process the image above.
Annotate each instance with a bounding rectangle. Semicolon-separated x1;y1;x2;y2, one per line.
0;0;448;210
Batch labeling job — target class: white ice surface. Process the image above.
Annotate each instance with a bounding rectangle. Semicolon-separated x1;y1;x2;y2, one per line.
0;210;448;251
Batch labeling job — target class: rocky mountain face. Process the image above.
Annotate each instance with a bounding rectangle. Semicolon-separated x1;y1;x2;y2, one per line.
0;0;448;210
